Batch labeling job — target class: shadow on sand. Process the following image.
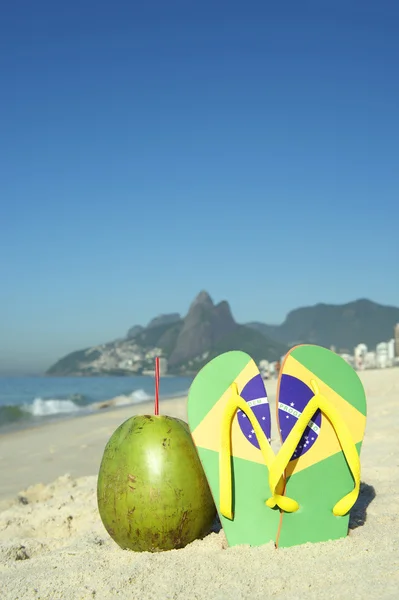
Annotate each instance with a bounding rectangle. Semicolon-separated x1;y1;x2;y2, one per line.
208;481;376;536
210;514;222;534
349;481;376;530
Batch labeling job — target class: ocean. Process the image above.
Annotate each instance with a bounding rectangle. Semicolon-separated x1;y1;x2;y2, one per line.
0;375;194;432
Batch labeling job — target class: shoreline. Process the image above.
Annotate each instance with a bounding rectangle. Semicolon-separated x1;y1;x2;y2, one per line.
0;368;398;598
43;372;182;378
0;394;191;502
1;366;398;500
0;393;185;437
0;389;191;435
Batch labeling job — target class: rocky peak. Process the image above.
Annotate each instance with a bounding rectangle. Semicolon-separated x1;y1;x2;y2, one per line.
189;290;214;310
168;292;237;367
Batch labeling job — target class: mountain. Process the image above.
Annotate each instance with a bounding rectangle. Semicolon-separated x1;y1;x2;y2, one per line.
126;314;181;339
126;325;144;339
247;299;399;351
168;292;237;367
147;313;181;329
46;291;287;376
47;295;399;377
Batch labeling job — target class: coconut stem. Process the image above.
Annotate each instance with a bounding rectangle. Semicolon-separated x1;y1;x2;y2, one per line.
154;356;160;415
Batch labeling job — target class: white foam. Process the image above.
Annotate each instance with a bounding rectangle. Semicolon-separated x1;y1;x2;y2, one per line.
21;389;152;419
109;389;151;407
129;389;151;403
24;397;81;417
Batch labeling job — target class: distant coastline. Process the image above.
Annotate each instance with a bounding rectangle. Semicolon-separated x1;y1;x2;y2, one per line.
43;371;181;378
0;374;193;431
44;293;399;379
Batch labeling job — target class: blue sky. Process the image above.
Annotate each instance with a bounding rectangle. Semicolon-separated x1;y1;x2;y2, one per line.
1;0;398;373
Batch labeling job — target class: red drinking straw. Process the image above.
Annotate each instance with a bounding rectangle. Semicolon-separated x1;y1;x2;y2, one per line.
154;356;160;415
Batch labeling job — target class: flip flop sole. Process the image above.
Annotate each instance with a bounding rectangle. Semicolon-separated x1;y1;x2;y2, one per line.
187;351;280;547
276;344;367;548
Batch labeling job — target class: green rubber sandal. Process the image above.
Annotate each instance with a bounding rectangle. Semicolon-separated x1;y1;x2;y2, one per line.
187;351;282;547
273;344;367;548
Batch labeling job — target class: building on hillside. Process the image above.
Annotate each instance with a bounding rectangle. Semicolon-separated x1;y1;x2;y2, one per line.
119;359;133;369
159;357;168;376
395;323;399;357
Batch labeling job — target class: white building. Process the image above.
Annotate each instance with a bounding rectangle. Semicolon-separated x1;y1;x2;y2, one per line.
364;351;376;369
395;324;399;357
259;360;270;379
376;342;389;368
354;343;368;370
268;361;277;378
340;353;354;366
387;339;395;366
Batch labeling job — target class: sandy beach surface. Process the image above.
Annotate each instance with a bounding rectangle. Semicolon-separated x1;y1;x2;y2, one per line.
0;368;398;599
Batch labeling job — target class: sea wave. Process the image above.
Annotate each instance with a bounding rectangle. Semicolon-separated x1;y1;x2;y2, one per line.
0;388;153;428
89;389;152;410
0;405;30;426
25;397;83;417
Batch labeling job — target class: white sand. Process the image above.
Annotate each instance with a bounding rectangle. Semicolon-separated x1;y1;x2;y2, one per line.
0;369;398;599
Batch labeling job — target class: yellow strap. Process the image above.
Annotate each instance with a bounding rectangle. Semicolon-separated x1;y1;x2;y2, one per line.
219;383;299;520
266;379;361;516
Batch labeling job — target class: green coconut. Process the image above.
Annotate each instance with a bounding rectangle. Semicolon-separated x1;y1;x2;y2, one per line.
97;414;216;552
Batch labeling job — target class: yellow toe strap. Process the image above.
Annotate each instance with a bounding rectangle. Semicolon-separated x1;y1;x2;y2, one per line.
268;379;361;517
265;493;299;512
219;383;298;520
219;379;361;520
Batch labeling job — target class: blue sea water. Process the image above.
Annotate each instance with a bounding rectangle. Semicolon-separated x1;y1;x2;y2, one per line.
0;375;193;432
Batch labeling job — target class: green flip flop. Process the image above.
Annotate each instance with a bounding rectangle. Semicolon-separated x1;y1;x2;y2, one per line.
187;351;284;547
272;344;367;548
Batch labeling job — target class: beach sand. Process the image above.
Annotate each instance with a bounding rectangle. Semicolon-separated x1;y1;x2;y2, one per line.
0;369;398;599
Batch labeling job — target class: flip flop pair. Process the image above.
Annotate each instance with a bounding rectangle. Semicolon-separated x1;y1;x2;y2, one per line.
187;344;367;548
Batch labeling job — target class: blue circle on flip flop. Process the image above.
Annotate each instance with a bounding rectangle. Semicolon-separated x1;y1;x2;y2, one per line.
278;374;322;459
237;374;271;449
